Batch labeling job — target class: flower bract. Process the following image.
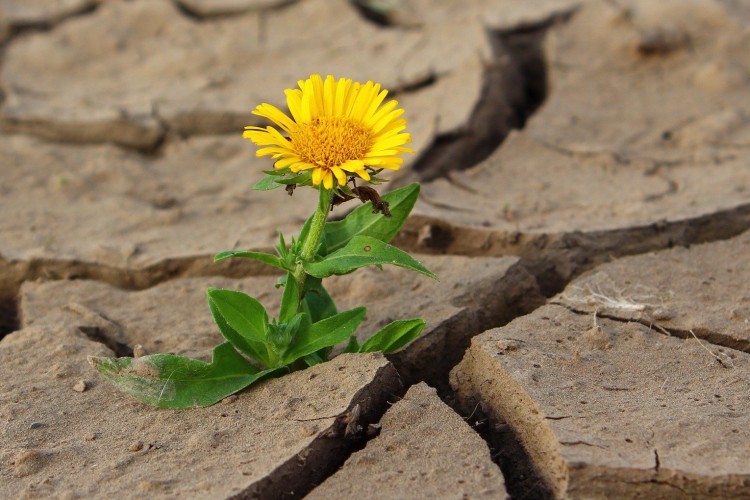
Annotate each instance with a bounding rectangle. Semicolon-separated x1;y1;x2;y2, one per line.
244;74;413;190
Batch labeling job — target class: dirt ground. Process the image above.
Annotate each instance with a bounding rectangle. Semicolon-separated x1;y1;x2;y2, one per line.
2;0;750;498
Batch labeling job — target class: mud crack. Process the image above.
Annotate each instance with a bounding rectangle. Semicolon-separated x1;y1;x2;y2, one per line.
555;301;749;359
397;200;750;297
460;404;554;500
409;19;554;183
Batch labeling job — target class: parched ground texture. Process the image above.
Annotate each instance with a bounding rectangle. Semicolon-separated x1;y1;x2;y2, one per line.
2;0;750;498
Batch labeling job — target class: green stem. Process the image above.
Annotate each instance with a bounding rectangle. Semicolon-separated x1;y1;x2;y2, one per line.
293;187;332;294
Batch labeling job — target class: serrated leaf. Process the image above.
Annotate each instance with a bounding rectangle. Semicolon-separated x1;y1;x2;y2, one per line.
90;342;281;408
282;307;366;365
213;250;291;272
304;235;437;279
207;289;268;344
359;319;425;354
324;183;419;253
208;295;271;367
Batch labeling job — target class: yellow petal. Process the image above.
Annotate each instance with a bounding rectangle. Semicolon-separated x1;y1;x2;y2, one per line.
373;119;407;139
371;134;411;152
331;166;347;185
309;74;325;118
323;75;335;116
361;88;388;123
372;108;405;134
365;99;398;127
377;163;401;170
323;170;334;190
339;159;366;172
343;82;361;117
312;167;324;185
285;89;304;124
350;81;376;120
256;146;294;157
265;126;294;148
252;103;295;133
355;169;371;181
242;129;276;145
274;156;302;169
365;157;404;166
300;80;313;123
334;77;351;116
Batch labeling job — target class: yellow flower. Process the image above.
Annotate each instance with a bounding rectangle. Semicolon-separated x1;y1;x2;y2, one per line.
244;74;414;190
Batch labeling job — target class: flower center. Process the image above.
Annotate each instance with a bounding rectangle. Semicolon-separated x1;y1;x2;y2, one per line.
291;117;372;169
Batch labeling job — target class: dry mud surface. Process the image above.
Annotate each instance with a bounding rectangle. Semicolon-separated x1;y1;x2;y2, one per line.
3;0;750;498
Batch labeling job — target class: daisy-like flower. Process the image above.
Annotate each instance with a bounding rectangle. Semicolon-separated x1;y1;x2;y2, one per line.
243;74;414;190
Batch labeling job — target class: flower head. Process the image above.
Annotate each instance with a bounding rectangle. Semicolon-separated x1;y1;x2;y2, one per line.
244;74;414;190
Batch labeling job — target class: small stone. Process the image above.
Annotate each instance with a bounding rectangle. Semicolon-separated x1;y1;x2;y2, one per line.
73;380;87;392
366;423;381;437
133;344;147;358
29;422;45;429
128;441;144;452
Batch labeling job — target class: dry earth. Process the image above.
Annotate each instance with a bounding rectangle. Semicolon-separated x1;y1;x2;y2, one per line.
2;0;750;498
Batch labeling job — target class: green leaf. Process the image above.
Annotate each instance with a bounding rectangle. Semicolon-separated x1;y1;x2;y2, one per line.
325;183;419;253
90;342;281;408
279;273;299;323
263;167;292;176
213;250;291;272
208;295;271;367
303;352;326;367
343;335;360;354
359;319;426;354
297;214;314;252
277;232;288;259
282;307;366;365
302;277;337;323
275;171;312;186
207;289;268;344
304;235;437;279
252;175;285;191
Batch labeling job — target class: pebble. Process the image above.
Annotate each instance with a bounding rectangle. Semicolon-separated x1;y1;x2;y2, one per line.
73;380;88;392
128;440;144;452
30;422;45;429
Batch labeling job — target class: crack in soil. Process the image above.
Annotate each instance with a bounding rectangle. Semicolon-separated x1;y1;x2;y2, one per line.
77;325;133;358
462;406;554;500
0;254;280;341
0;1;101;39
387;260;544;394
0;296;18;339
396;201;750;296
408;21;551;183
557;301;750;357
253;362;404;499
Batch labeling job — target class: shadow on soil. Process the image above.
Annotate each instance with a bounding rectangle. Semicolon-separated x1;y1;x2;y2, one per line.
0;298;19;340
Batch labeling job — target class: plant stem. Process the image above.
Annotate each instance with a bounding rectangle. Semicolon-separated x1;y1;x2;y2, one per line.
293;186;331;293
